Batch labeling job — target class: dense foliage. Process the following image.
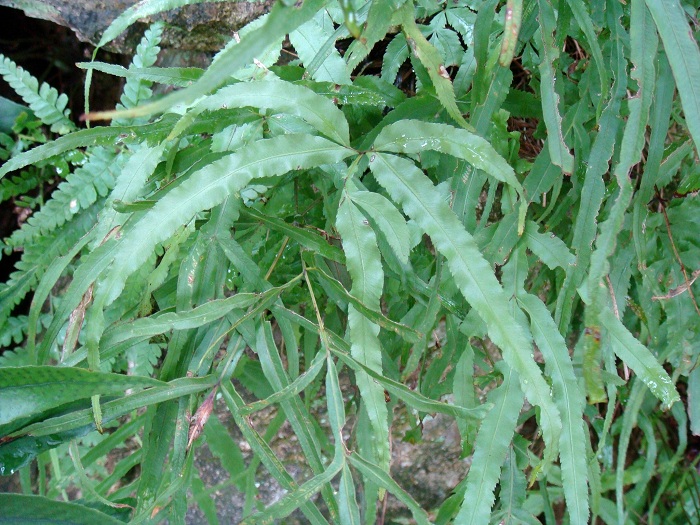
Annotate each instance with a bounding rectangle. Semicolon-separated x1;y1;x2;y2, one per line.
1;0;699;523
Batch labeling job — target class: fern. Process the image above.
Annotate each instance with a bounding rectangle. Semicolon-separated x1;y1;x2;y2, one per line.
4;148;118;250
1;3;699;524
0;55;76;135
0;169;46;203
0;204;99;323
114;22;164;126
0;315;27;348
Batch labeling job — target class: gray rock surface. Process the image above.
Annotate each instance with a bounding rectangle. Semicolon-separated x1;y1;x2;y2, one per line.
0;0;273;53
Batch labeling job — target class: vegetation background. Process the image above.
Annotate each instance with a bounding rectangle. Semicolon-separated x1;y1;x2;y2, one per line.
0;0;699;523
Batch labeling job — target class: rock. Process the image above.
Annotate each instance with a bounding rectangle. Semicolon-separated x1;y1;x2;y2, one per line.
0;0;273;53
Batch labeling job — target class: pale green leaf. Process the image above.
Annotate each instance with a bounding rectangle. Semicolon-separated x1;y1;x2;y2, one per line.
0;119;173;179
537;0;574;174
94;144;164;243
87;0;328;121
600;308;680;409
456;367;523;525
369;152;561;463
399;3;471;130
335;196;390;474
103;134;353;303
176;79;350;146
350;189;411;264
77;62;203;87
374;120;520;192
524;221;575;271
97;0;229;48
348;453;432;525
373;119;527;229
0;54;75;134
645;0;700;156
519;294;589;525
290;10;353;85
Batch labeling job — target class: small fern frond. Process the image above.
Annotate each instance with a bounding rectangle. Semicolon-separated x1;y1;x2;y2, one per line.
0;315;27;348
0;346;32;367
0;169;46;203
0;54;76;135
0;205;99;322
114;22;164;126
4;148;118;249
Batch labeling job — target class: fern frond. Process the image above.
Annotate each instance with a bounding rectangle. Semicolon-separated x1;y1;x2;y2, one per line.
0;169;46;203
0;315;27;348
114;22;164;126
0;54;76;135
0;346;32;367
0;205;99;322
4;148;118;250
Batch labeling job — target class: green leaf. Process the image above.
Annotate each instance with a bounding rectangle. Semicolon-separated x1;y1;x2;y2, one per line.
0;366;162;426
689;366;700;436
94;144;164;243
335;195;391;475
346;0;398;71
103;134;353;303
0;54;75;134
350;189;410;264
222;384;331;524
177;79;350;146
338;463;362;525
241;207;345;263
614;0;656;180
290;10;353;85
240;349;326;415
87;0;329;121
0;118;173;179
600;309;680;409
348;453;431;525
374;120;520;192
310;265;420;342
524;221;575;271
645;0;700;156
373;119;527;231
97;0;225;49
369;152;561;462
332;345;489;421
536;0;574;174
519;294;589;525
381;33;409;83
13;375;216;438
398;4;471;130
77;62;203;87
567;0;609;111
456;366;523;525
251;321;339;520
99;293;259;350
0;493;125;524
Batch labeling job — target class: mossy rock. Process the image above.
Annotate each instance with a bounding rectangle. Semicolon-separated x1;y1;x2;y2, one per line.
0;0;273;53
